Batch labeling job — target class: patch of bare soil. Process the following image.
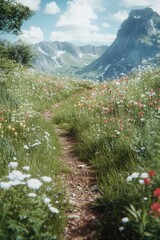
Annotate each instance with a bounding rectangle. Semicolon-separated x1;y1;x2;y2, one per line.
56;128;100;240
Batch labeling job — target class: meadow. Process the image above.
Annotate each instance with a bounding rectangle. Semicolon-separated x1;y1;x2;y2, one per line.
0;58;160;239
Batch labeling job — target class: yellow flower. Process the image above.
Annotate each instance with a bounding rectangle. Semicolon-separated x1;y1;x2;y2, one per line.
19;122;23;127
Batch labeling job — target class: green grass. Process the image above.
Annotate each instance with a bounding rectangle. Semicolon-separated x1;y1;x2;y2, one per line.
53;69;160;239
0;58;160;239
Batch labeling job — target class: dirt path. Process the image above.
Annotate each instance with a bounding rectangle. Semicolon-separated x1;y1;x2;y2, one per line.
43;108;100;239
56;128;100;240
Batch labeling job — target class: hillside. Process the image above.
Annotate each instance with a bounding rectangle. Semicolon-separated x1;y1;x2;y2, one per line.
77;8;160;80
0;58;159;239
32;41;107;74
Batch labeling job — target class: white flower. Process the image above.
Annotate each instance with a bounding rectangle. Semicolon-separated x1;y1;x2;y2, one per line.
43;197;51;204
126;175;133;182
0;181;12;190
8;162;18;169
24;145;29;150
119;226;124;232
131;172;139;178
140;172;149;179
121;217;129;223
49;206;59;214
139;179;144;184
27;178;42;190
41;176;52;183
23;166;30;171
9;180;24;186
28;193;37;197
13;157;17;160
141;147;145;151
8;170;30;181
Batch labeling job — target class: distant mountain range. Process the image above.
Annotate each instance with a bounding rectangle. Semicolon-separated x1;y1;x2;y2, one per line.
77;8;160;80
31;41;107;74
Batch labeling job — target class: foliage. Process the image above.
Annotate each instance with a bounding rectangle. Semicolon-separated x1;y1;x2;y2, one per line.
0;40;34;67
0;60;92;238
53;69;160;239
0;55;160;239
0;164;65;240
0;0;33;35
8;42;34;66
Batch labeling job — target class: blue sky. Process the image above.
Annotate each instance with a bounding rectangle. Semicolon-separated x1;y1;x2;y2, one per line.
3;0;160;46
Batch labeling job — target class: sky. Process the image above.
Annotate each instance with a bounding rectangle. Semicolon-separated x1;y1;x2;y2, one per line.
2;0;160;46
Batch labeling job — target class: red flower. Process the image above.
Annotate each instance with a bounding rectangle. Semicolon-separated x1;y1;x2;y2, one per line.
150;202;160;217
139;112;144;118
148;170;156;178
154;188;160;199
144;178;151;185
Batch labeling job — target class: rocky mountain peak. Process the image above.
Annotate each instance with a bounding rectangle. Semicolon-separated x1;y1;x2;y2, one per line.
77;8;160;80
129;7;159;20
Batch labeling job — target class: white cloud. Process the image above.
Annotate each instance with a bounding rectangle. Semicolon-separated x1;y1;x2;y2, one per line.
52;0;112;45
16;0;41;11
121;0;160;14
111;10;128;23
49;30;116;45
56;0;104;31
44;2;61;15
102;22;110;28
19;26;44;44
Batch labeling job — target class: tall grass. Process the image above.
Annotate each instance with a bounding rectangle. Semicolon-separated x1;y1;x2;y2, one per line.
53;69;160;239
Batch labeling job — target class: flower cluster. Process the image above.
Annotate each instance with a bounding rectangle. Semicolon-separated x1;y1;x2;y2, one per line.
126;170;156;185
0;161;59;215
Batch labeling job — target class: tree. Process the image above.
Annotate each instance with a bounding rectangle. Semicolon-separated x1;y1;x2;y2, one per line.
0;0;33;35
8;41;34;66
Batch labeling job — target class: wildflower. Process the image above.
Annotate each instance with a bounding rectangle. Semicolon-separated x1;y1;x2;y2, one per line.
119;226;124;232
148;170;156;178
141;147;145;151
8;162;18;169
41;176;52;183
27;178;42;190
43;197;51;204
131;172;139;178
121;217;129;223
139;179;144;184
126;175;133;182
150;202;160;217
140;172;149;179
0;181;12;190
14;132;18;137
24;145;29;150
13;157;17;161
154;188;160;199
49;206;59;214
144;178;151;185
126;172;139;182
10;180;25;186
8;170;30;181
139;112;144;118
28;193;37;197
23;166;30;171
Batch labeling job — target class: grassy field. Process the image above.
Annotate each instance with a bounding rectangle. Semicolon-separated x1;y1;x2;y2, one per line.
0;58;160;239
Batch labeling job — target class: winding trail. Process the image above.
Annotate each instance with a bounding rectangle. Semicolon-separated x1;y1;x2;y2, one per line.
43;108;100;239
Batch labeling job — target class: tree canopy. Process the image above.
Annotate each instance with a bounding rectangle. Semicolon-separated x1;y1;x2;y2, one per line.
0;0;33;35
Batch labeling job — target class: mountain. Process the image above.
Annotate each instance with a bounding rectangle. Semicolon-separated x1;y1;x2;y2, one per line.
77;8;160;80
31;41;107;74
